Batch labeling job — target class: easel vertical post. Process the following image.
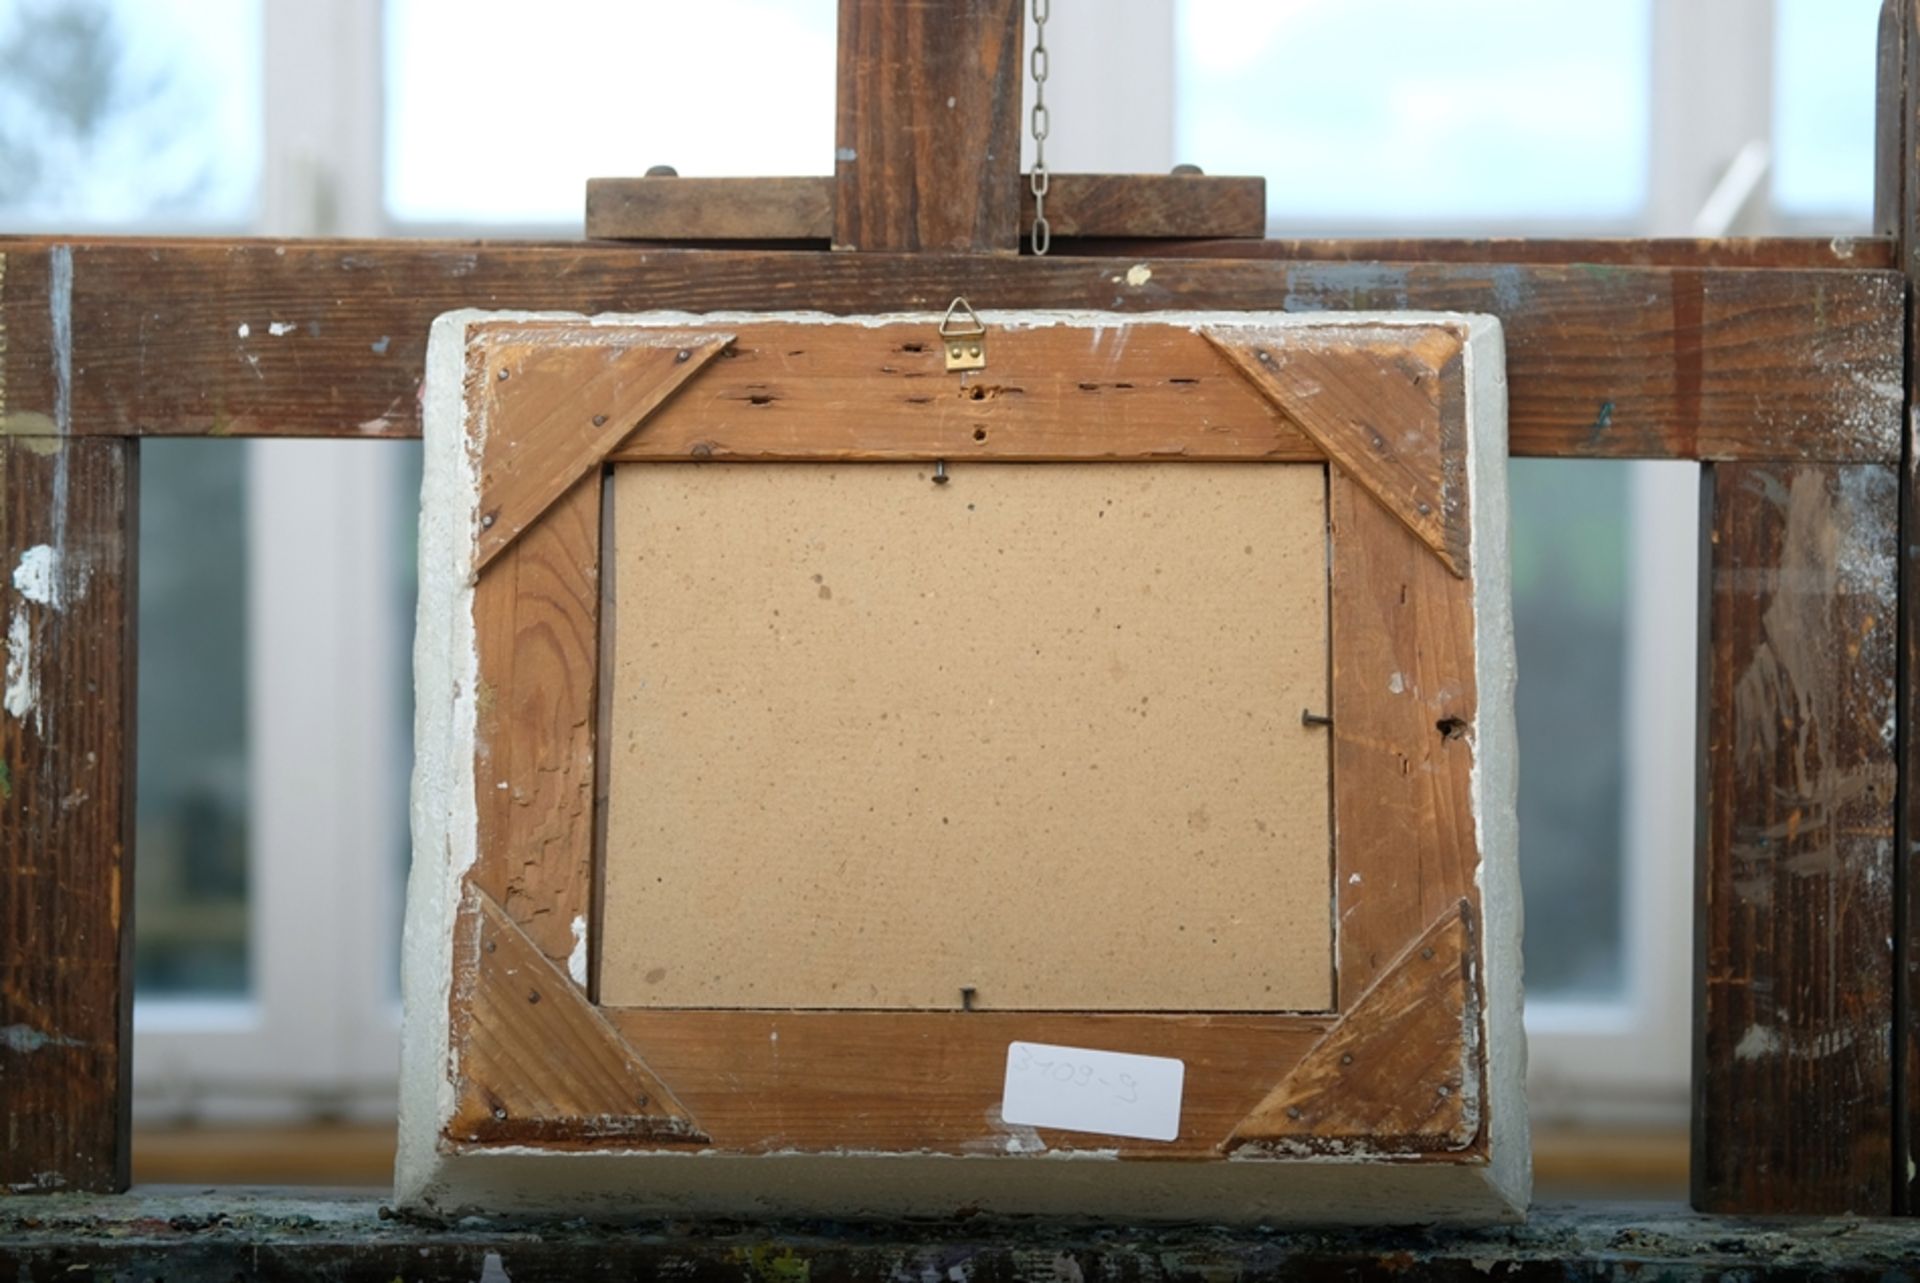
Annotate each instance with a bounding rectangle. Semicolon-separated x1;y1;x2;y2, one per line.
833;0;1025;253
1885;0;1920;1216
1692;461;1898;1214
0;372;139;1193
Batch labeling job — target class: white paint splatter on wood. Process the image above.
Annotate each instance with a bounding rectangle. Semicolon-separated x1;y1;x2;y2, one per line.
568;915;589;987
1735;1025;1783;1060
11;545;60;608
1;1023;82;1053
4;607;36;728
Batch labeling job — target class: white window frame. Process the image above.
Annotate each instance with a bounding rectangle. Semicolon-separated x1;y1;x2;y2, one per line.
133;0;1839;1129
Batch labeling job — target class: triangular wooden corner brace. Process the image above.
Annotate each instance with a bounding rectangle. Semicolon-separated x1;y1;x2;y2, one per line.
1204;326;1470;578
1224;902;1480;1154
444;886;708;1147
473;332;734;576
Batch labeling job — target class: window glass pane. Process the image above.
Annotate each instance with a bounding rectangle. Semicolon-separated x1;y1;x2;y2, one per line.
0;0;259;228
137;442;249;995
384;0;835;225
1174;0;1650;229
1510;460;1630;999
1773;0;1878;227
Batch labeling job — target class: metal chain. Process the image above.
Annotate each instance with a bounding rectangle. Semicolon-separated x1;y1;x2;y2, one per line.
1029;0;1051;255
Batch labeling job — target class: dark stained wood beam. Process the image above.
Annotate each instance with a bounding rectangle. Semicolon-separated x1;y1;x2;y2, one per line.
833;0;1024;253
587;177;833;243
0;239;1901;464
1059;236;1897;271
1885;0;1919;1217
0;434;137;1195
586;173;1268;243
1693;462;1898;1215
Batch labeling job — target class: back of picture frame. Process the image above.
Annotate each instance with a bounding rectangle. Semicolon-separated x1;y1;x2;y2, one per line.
398;306;1524;1222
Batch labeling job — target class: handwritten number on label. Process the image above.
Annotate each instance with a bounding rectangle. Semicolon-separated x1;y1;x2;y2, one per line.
1012;1044;1139;1107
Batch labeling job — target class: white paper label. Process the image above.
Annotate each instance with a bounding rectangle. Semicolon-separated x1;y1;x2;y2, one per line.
1000;1041;1184;1142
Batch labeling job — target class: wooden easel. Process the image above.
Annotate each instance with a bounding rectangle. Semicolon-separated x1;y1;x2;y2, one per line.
0;0;1916;1225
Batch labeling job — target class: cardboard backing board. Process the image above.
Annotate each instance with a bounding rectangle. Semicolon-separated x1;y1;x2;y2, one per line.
599;461;1333;1012
399;308;1524;1224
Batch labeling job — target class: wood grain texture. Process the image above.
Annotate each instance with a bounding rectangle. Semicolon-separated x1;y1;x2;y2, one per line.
0;435;136;1195
834;0;1022;253
1229;905;1479;1153
587;174;1267;242
473;330;731;573
583;319;1314;462
586;177;833;242
1693;463;1898;1215
1062;237;1898;270
0;240;1896;462
1877;0;1907;239
450;316;1495;1163
445;888;703;1147
1208;325;1469;576
602;1007;1329;1157
1326;465;1482;999
470;465;602;973
1889;0;1919;1217
1036;174;1266;239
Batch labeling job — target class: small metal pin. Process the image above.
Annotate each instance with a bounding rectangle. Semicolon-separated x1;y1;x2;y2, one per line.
1301;709;1332;728
961;986;977;1012
933;460;949;485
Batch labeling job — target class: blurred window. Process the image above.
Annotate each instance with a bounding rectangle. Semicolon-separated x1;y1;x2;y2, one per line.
1509;461;1632;1000
383;0;835;227
1773;0;1878;229
0;0;259;229
1175;0;1652;231
136;444;251;995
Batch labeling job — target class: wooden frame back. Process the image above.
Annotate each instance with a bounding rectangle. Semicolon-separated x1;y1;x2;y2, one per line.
397;308;1522;1218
